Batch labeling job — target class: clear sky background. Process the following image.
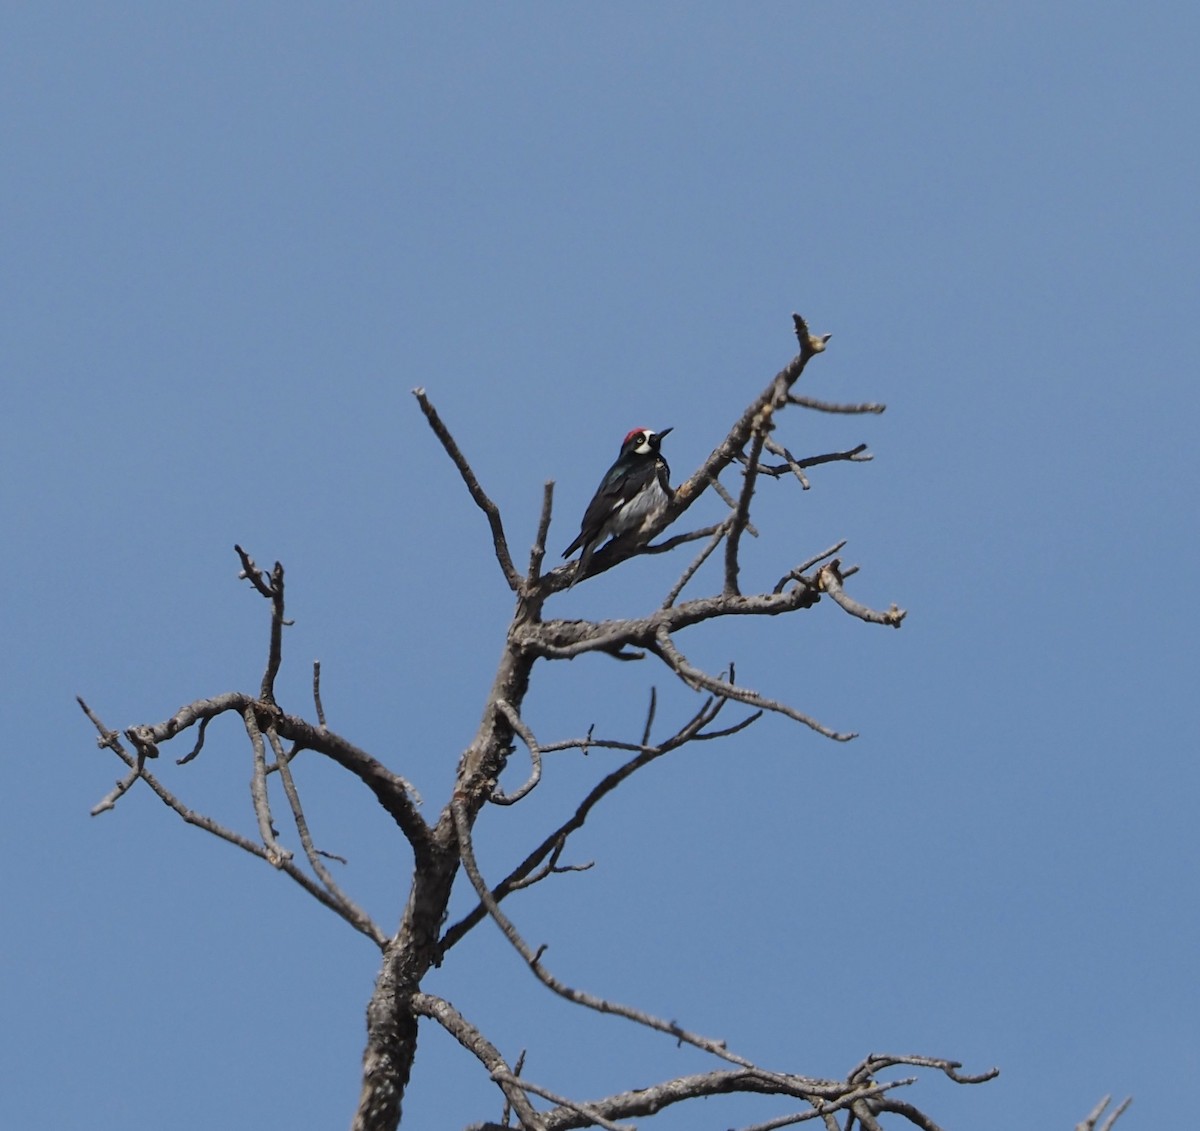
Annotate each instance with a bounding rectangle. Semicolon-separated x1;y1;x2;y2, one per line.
3;5;1196;1130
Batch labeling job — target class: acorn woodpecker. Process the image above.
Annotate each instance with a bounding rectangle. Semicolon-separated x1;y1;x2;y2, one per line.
563;427;673;584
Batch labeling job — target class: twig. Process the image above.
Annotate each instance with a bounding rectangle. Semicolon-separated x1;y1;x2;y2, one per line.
527;482;555;585
451;798;812;1086
773;542;847;595
847;1054;998;1088
312;661;327;728
757;440;874;488
235;545;287;704
266;726;383;942
440;696;747;954
87;688;428;856
244;705;291;866
762;435;812;488
490;700;543;805
492;1072;633;1131
725;420;768;596
501;1049;527;1128
414;388;522;591
78;698;386;945
711;478;760;538
652;627;855;741
787;394;886;415
642;522;730;555
1076;1095;1133;1131
411;992;544;1130
641;686;657;747
661;521;728;608
819;561;906;628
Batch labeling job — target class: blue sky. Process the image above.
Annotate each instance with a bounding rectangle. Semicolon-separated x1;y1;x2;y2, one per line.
3;4;1196;1129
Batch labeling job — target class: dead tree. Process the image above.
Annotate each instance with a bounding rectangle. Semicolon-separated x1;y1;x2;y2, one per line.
80;315;1125;1130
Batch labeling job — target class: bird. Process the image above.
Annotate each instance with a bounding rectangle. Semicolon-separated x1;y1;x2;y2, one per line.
562;427;673;585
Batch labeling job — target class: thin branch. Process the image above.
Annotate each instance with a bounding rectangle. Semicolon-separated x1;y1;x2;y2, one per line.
762;435;812;488
175;714;212;765
819;561;906;628
870;1096;946;1131
244;705;291;866
773;542;847;595
506;838;594;893
527;481;555;585
266;726;385;944
94;689;429;857
640;686;657;747
787;394;886;415
490;700;543;806
313;660;327;728
793;443;873;470
492;1073;633;1131
501;1050;527;1129
78;698;386;945
414;388;522;591
411;993;544;1131
539;1071;911;1131
712;478;760;538
440;696;744;955
451;798;816;1086
661;522;727;609
1076;1096;1133;1131
652;627;855;741
757;439;873;488
847;1054;998;1088
725;420;769;596
642;522;729;555
235;544;287;704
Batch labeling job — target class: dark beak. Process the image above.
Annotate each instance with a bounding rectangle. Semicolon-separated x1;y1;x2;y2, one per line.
656;427;673;440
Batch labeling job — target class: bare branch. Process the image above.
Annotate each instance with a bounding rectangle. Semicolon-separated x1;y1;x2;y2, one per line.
266;726;385;944
540;1069;914;1131
411;993;544;1131
662;522;727;608
235;544;287;704
452;798;820;1084
79;698;387;945
313;660;327;728
174;712;211;765
1076;1095;1133;1131
527;481;555;585
787;394;886;415
652;627;855;741
501;1050;527;1129
491;1072;634;1131
819;561;906;628
712;478;760;538
440;696;743;955
640;686;657;747
725;419;769;596
757;439;873;488
414;388;522;592
762;435;812;488
642;522;729;555
773;542;847;595
847;1053;999;1088
244;704;291;866
490;700;543;806
86;689;429;860
506;839;594;893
